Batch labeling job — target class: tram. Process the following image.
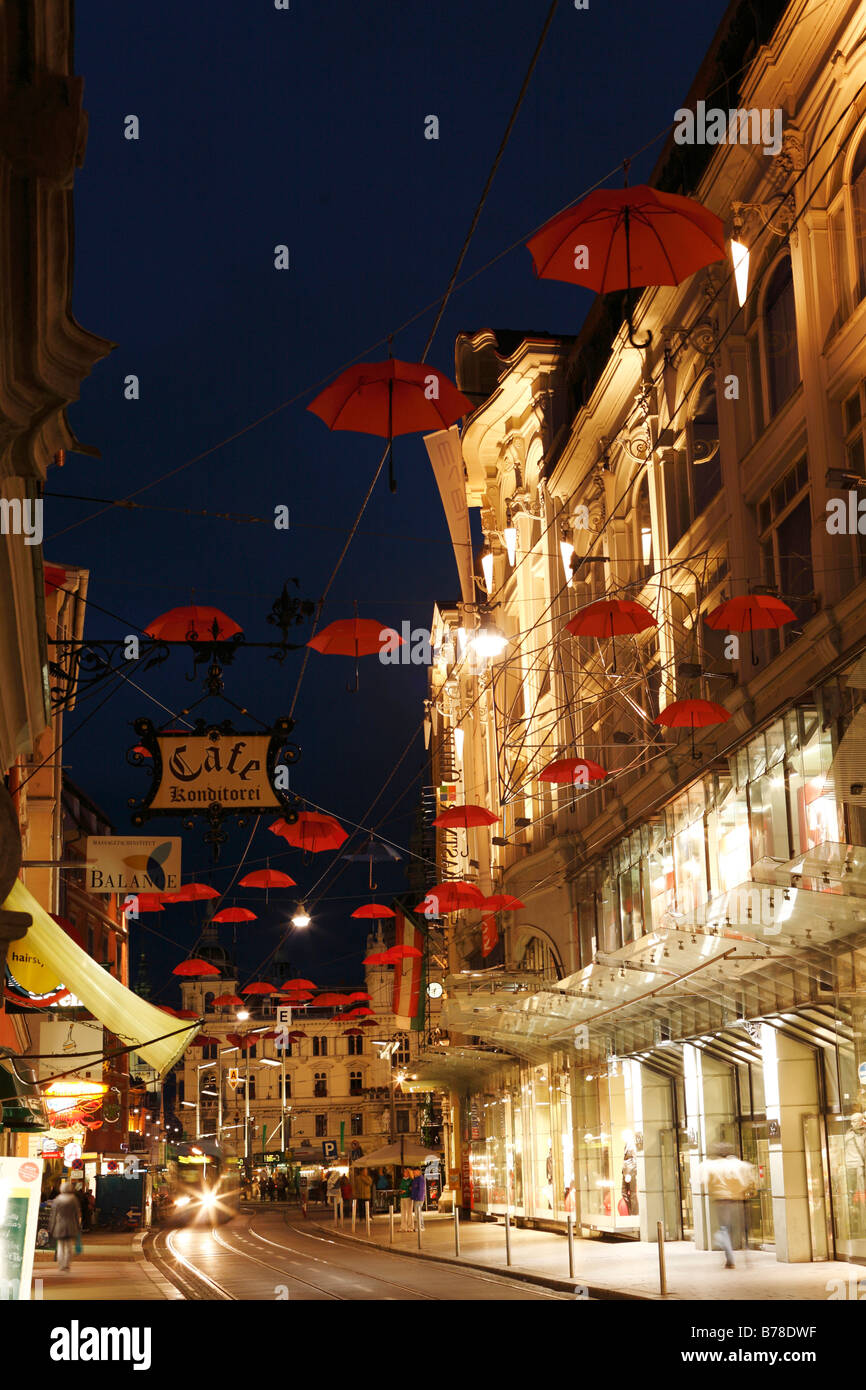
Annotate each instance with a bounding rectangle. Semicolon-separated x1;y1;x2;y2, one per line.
161;1139;240;1226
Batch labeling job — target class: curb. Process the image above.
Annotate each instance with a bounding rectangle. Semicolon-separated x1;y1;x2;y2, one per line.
288;1219;659;1301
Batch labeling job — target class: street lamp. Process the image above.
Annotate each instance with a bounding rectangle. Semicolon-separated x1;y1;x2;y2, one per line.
291;904;311;928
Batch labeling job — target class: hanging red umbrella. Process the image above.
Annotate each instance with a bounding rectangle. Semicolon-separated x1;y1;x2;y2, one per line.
123;893;165;914
172;959;221;977
527;181;725;347
350;903;396;919
308;356;473;492
417;880;485;914
212;907;258;923
432;804;500;829
287;1031;308;1042
538;757;607;785
307;615;403;694
163;882;221;903
342;1028;365;1036
175;1009;200;1020
481;894;526;911
655;698;731;759
565;599;656;673
705;593;797;666
282;978;317;991
344;1006;375;1018
145;605;243;643
363;952;393;966
190;1033;220;1047
312;993;352;1007
158;1006;179;1016
383;945;422;961
346;991;371;1002
270;811;347;854
212;993;244;1007
241;982;276;996
238;869;297;888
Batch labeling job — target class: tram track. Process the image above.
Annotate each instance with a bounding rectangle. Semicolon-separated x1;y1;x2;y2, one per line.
145;1227;236;1301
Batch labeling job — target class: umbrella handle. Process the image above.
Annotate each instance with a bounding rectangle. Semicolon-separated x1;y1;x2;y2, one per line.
623;204;653;351
387;374;396;492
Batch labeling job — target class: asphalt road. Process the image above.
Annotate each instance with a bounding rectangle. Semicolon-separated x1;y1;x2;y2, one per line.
146;1210;568;1301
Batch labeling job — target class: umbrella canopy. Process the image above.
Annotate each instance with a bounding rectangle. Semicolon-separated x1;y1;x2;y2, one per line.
345;837;401;863
282;978;317;990
565;599;656;673
145;605;243;643
432;804;499;829
212;993;244;1007
346;991;371;1002
418;880;484;913
123;893;164;914
287;1031;308;1042
705;593;797;665
363;952;393;966
350;1140;441;1168
212;907;257;923
190;1033;221;1047
538;756;607;785
656;698;731;759
238;869;297;888
172;959;220;978
307;357;473;491
481;894;526;911
527;183;725;346
241;982;276;995
342;1028;365;1036
312;993;352;1007
383;945;422;961
270;811;347;853
308;618;402;657
343;1006;375;1017
350;903;396;919
175;1009;200;1020
163;882;220;903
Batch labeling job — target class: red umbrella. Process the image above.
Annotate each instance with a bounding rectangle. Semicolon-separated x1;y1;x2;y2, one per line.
212;907;257;923
212;993;244;1007
163;882;220;903
175;1009;200;1020
347;991;371;1002
383;945;422;961
241;982;276;995
481;894;526;911
158;1006;179;1016
527;183;725;347
238;869;297;888
282;978;317;990
123;893;165;914
538;757;607;785
565;599;656;672
342;1028;365;1036
655;698;731;759
344;1007;375;1018
172;959;221;977
312;993;352;1007
145;605;243;643
307;356;473;492
270;811;347;854
418;880;485;914
705;593;797;666
432;804;499;829
350;903;396;919
307;616;403;693
363;952;393;966
190;1033;221;1047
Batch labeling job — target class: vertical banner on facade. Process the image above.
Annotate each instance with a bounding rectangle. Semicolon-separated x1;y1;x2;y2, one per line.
0;1157;43;1300
423;426;475;607
480;914;499;957
391;907;424;1028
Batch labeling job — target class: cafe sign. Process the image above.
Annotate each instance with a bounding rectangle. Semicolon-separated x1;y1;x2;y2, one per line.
129;717;299;836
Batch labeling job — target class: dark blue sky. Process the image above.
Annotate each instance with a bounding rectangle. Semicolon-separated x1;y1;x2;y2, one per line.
52;0;727;997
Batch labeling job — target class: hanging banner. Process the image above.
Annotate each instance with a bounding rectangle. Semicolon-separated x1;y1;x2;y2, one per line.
423;426;475;607
392;903;425;1029
84;836;182;894
481;914;499;958
0;1157;43;1301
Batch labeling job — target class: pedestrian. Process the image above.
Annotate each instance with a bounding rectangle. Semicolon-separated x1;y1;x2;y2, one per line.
275;1172;287;1202
49;1181;81;1273
399;1168;413;1231
268;1174;276;1202
410;1168;427;1232
340;1170;353;1209
697;1141;756;1269
325;1167;343;1222
73;1184;90;1232
353;1166;373;1219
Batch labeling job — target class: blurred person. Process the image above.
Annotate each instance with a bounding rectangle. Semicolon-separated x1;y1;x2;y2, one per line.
698;1141;755;1269
410;1168;427;1233
326;1167;343;1221
49;1181;81;1273
399;1169;413;1230
353;1166;373;1218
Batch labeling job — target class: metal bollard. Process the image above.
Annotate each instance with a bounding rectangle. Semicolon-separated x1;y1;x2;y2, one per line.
567;1214;575;1279
417;1208;423;1249
365;1202;371;1238
657;1220;667;1296
351;1198;357;1232
454;1205;461;1257
389;1203;394;1243
504;1211;512;1266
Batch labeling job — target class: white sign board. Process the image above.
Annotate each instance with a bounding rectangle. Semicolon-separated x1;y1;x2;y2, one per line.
85;836;182;894
275;1006;292;1028
0;1157;43;1300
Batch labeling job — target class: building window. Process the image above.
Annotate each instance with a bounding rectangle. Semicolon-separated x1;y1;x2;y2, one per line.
350;1113;363;1136
203;992;215;1013
852;133;866;302
177;1080;184;1104
314;1072;327;1098
758;456;815;636
243;1076;256;1101
247;1044;256;1059
281;1075;291;1102
349;1070;363;1096
394;1033;411;1067
516;935;562;981
312;1036;328;1057
842;384;866;575
763;257;799;417
315;1114;327;1137
347;1034;363;1056
396;1109;410;1134
665;374;721;549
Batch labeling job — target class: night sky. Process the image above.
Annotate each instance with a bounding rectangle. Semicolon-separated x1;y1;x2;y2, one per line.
50;0;726;1000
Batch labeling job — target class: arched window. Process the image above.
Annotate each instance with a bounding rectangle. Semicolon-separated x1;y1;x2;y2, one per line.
763;257;799;416
851;133;866;300
393;1033;410;1067
517;933;562;981
665;374;721;548
203;991;215;1013
633;474;653;583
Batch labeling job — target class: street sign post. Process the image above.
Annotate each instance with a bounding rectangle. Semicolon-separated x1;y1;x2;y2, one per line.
321;1139;338;1160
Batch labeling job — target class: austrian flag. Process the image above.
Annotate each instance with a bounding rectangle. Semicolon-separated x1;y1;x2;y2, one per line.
391;905;425;1028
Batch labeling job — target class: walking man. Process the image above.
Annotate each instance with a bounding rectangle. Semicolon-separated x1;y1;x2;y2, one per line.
49;1181;81;1273
698;1141;755;1269
410;1168;427;1234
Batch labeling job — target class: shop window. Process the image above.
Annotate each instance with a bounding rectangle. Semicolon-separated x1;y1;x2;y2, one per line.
758;457;815;637
396;1108;410;1134
347;1034;363;1056
315;1114;327;1137
312;1035;328;1057
763;257;800;416
665;374;721;549
349;1070;363;1095
350;1113;363;1136
314;1072;327;1098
